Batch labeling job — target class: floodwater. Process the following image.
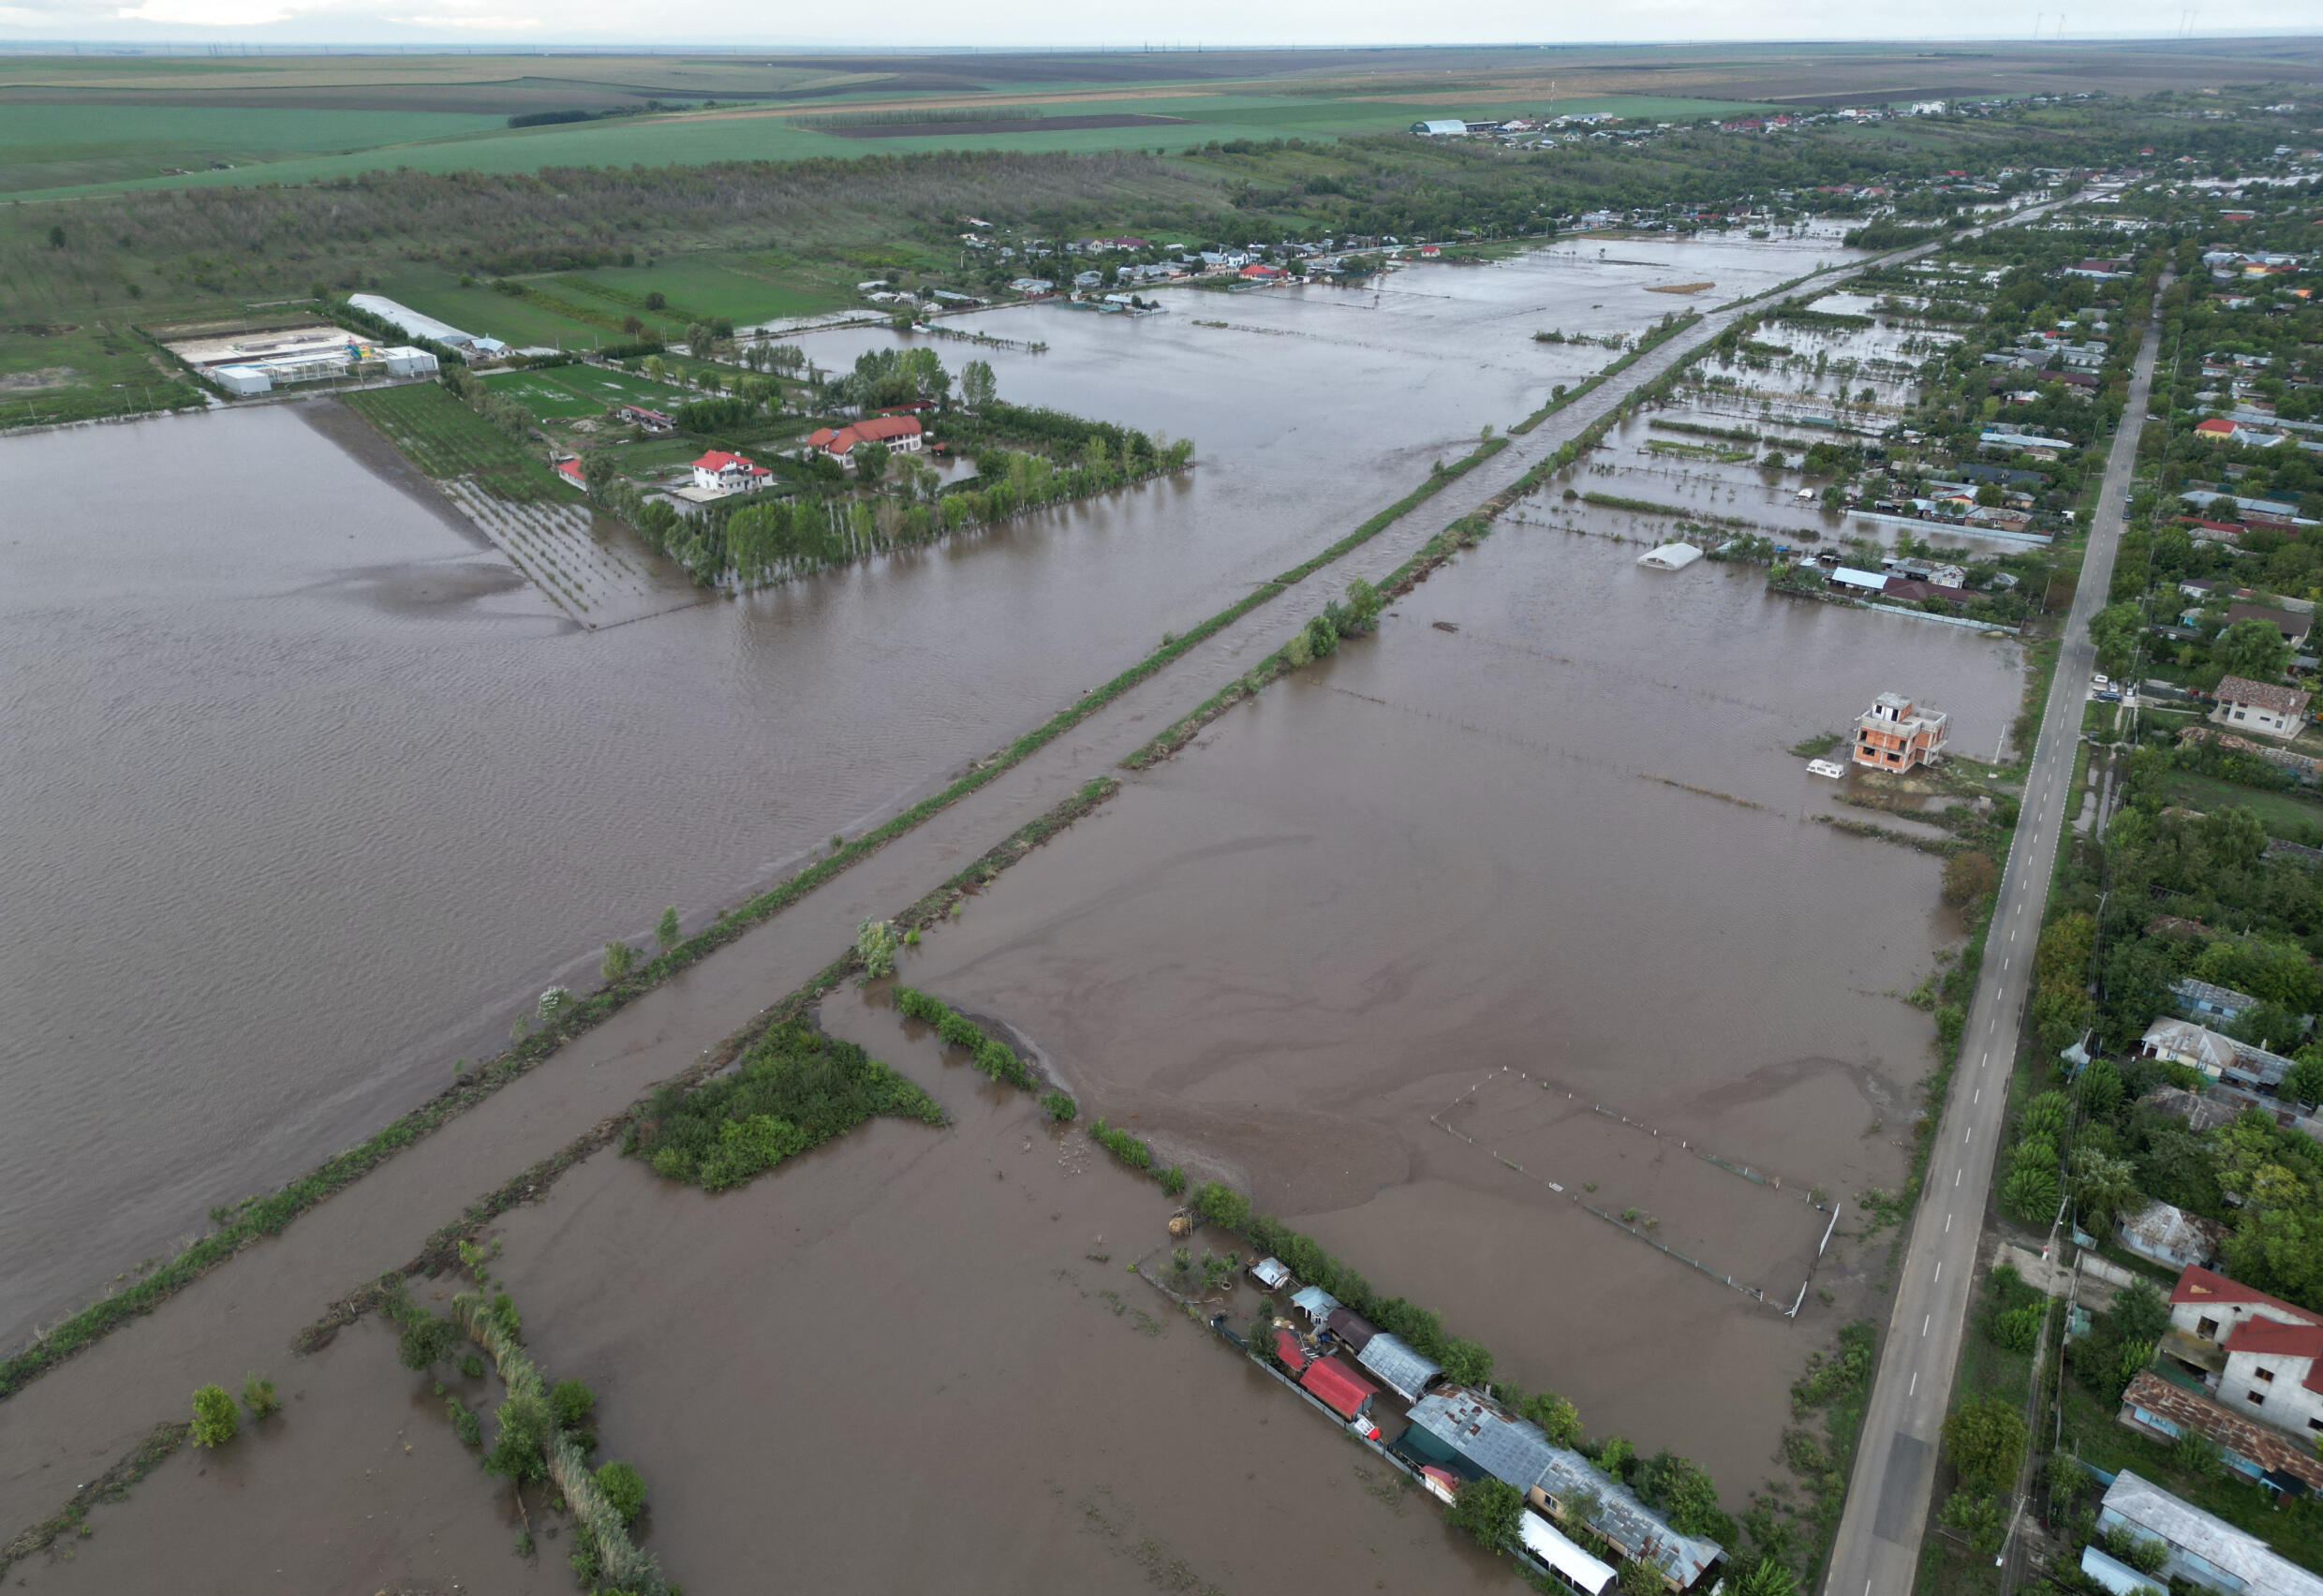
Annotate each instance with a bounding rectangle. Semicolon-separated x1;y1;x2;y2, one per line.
879;515;2024;1493
481;1012;1519;1596
0;229;1858;1352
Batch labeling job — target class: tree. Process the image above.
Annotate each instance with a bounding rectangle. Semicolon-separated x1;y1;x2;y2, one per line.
600;939;635;984
2087;600;2144;679
47;224;65;250
1446;1476;1522;1547
2069;1145;2140;1230
596;1459;647;1524
1733;1559;1799;1596
1520;1390;1583;1448
1940;1488;2005;1553
2285;1051;2323;1110
1941;1394;2026;1495
396;1312;461;1371
190;1383;239;1447
2001;1160;2059;1225
1440;1338;1493;1386
2213;615;2292;682
853;440;892;482
2112;1279;2170;1345
1343;577;1383;633
1636;1451;1732;1542
656;907;681;954
1617;1559;1665;1596
481;1392;553;1483
1942;850;1996;907
549;1379;597;1429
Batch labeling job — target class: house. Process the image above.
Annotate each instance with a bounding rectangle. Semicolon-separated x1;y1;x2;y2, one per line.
553;458;587;492
1239;263;1288;281
2212;675;2313;738
2175;977;2259;1024
1290;1285;1339;1325
690;451;772;493
1006;277;1055;296
1403;1389;1724;1590
2117;1199;2227;1271
2141;1085;2244;1134
2226;605;2312;650
2095;1470;2323;1592
2140;1019;2296;1093
1883;577;1979;605
2168;1265;2323;1388
2118;1371;2323;1493
2215;1317;2323;1447
1852;692;1950;773
804;414;925;468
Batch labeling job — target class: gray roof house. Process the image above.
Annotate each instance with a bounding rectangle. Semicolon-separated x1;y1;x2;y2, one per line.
2097;1470;2323;1595
1406;1389;1724;1590
2175;977;2260;1025
2117;1199;2228;1271
1290;1285;1339;1324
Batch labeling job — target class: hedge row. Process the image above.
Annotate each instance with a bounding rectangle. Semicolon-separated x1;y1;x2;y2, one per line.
892;986;1034;1090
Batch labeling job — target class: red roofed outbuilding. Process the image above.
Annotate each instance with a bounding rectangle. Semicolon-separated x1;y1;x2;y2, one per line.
1297;1355;1380;1427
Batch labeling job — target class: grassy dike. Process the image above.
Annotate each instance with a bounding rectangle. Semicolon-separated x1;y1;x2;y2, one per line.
0;425;1518;1406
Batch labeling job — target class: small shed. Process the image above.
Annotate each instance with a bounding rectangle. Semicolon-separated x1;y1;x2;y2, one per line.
1637;542;1704;570
1325;1307;1379;1350
1298;1356;1379;1421
1250;1256;1292;1291
2118;1200;2227;1271
1355;1333;1443;1402
1290;1285;1339;1325
214;365;272;396
1831;566;1889;595
2079;1545;2164;1596
1273;1329;1313;1373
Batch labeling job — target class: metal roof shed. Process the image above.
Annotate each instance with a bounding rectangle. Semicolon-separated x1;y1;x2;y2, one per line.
1324;1307;1379;1350
1355;1333;1443;1401
1298;1356;1379;1421
2079;1545;2164;1596
1520;1512;1618;1596
1290;1285;1339;1324
1250;1256;1292;1291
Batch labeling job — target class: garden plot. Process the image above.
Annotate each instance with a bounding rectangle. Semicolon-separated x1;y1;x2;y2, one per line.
1432;1064;1838;1314
438;478;703;628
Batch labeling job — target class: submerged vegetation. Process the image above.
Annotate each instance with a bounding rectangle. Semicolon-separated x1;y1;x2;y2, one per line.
625;1022;943;1190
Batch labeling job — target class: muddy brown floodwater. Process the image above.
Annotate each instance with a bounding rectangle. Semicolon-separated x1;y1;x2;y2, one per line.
882;518;2023;1496
477;1008;1518;1596
0;229;1857;1351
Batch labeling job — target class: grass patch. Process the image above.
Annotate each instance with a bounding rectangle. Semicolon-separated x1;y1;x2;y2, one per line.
2160;771;2323;839
0;320;201;429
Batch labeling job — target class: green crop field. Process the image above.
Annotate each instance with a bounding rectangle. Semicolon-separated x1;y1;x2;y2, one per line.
481;363;692;421
554;259;851;327
0;89;1783;204
343;381;564;501
0;104;510;197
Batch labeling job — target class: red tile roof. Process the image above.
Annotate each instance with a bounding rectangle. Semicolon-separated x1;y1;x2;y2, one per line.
2224;1316;2323;1392
2196;418;2239;436
1298;1355;1378;1419
813;414;924;456
692;450;765;474
2174;1264;2321;1321
2215;675;2313;719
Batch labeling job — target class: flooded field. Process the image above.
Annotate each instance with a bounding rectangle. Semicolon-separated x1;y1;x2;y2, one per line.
879;511;2024;1494
0;229;1864;1349
473;1010;1518;1596
10;1315;545;1596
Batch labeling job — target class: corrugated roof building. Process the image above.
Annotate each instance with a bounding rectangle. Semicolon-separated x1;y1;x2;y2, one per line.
1405;1389;1724;1589
1354;1333;1443;1403
2097;1470;2323;1595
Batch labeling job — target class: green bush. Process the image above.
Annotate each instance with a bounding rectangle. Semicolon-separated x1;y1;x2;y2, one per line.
1040;1090;1077;1122
596;1459;647;1525
396;1312;463;1372
1089;1117;1153;1171
550;1379;598;1430
448;1396;482;1447
481;1392;554;1484
1159;1164;1188;1197
190;1383;239;1448
241;1371;280;1420
627;1023;941;1190
1993;1303;2044;1353
1446;1476;1522;1547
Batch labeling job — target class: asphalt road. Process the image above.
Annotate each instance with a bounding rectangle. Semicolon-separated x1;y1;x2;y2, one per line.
1820;278;2168;1596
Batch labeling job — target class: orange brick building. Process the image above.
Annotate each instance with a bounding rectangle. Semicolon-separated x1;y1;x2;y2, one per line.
1852;692;1949;772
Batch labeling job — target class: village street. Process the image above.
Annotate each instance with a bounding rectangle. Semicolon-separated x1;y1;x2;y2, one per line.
1822;277;2168;1596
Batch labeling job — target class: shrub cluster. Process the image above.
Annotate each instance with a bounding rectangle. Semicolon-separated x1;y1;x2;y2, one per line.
625;1022;943;1190
893;986;1035;1089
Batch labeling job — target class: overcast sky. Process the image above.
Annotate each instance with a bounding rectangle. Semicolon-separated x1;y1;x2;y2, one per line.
0;0;2315;47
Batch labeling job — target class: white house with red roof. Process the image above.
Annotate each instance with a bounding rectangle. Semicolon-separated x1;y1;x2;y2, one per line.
553;457;587;491
803;413;925;469
690;451;772;494
2165;1264;2323;1442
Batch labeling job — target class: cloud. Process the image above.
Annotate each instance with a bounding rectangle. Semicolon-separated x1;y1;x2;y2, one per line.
384;8;541;22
